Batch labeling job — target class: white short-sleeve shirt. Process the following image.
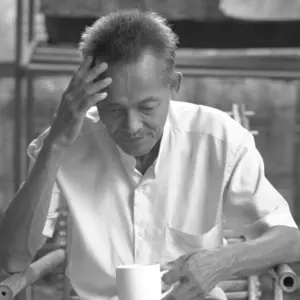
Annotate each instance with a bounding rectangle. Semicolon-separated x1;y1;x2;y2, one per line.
27;100;298;300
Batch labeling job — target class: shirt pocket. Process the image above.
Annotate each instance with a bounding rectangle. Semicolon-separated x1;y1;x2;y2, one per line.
168;227;203;250
162;225;223;263
162;227;202;262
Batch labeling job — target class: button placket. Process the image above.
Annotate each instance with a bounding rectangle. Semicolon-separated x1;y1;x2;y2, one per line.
134;187;146;262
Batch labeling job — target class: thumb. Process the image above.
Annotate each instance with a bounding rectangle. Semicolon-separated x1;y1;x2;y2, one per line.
161;261;181;285
160;260;176;272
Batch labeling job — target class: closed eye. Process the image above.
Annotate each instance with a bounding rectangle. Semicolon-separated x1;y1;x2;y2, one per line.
107;105;123;113
141;106;155;111
139;97;160;112
139;104;158;112
111;107;122;112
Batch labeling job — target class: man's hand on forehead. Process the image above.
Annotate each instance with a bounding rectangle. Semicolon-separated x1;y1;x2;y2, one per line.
46;56;112;150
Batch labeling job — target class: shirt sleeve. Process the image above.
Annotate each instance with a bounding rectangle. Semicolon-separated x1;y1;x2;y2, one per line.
27;128;61;238
223;132;298;239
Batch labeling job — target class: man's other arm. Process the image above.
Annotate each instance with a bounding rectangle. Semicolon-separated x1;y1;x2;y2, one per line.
223;132;300;277
0;135;63;273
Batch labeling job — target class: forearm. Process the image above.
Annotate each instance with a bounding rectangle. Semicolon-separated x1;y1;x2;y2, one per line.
225;225;300;278
0;139;63;273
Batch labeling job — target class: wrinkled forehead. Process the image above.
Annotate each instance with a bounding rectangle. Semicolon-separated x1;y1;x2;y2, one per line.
98;51;169;101
117;55;166;84
95;50;168;83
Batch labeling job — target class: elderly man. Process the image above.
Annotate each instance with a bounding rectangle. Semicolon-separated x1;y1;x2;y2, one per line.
0;9;300;300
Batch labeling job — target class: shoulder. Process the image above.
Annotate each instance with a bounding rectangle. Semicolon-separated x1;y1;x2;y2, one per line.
27;109;102;162
168;100;253;152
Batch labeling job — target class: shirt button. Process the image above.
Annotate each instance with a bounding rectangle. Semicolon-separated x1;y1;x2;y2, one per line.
137;229;144;237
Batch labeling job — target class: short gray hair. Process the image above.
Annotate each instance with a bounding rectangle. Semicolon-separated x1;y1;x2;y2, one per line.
79;9;179;72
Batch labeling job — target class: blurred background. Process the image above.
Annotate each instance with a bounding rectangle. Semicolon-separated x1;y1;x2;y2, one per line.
1;0;300;300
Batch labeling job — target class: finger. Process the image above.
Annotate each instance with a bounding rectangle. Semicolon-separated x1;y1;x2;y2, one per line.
77;56;93;78
162;281;180;300
162;265;183;285
164;282;196;300
161;261;177;272
86;62;109;83
86;77;112;95
162;272;176;293
70;56;93;85
78;92;108;112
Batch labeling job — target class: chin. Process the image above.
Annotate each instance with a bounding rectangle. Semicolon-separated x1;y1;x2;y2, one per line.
118;141;153;157
120;145;151;157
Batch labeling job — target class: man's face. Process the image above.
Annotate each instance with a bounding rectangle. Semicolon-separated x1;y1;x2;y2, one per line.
97;51;181;157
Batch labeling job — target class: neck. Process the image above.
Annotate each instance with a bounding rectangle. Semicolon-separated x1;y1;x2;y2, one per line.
135;138;162;174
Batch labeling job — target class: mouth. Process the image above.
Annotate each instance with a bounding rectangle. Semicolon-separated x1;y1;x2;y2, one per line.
119;136;144;143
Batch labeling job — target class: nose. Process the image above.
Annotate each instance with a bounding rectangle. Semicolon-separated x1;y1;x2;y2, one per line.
122;110;143;136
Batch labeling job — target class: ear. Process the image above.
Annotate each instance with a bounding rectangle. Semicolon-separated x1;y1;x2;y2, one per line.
170;72;182;99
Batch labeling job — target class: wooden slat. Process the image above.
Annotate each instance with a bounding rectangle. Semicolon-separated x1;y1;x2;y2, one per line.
248;276;260;300
225;291;248;299
21;44;300;79
174;68;300;79
27;63;77;74
32;45;300;70
35;45;80;56
25;63;300;79
218;279;248;292
32;54;80;64
72;291;251;300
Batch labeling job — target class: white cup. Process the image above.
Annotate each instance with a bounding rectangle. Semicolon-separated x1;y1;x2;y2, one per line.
116;264;174;300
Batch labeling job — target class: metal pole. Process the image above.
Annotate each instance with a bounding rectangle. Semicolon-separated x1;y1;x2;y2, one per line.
14;0;24;192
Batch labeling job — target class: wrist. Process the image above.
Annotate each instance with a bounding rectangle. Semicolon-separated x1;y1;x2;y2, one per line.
42;135;66;157
215;245;238;279
221;241;247;277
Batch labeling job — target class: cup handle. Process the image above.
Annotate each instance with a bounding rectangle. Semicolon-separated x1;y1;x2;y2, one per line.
160;270;176;300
